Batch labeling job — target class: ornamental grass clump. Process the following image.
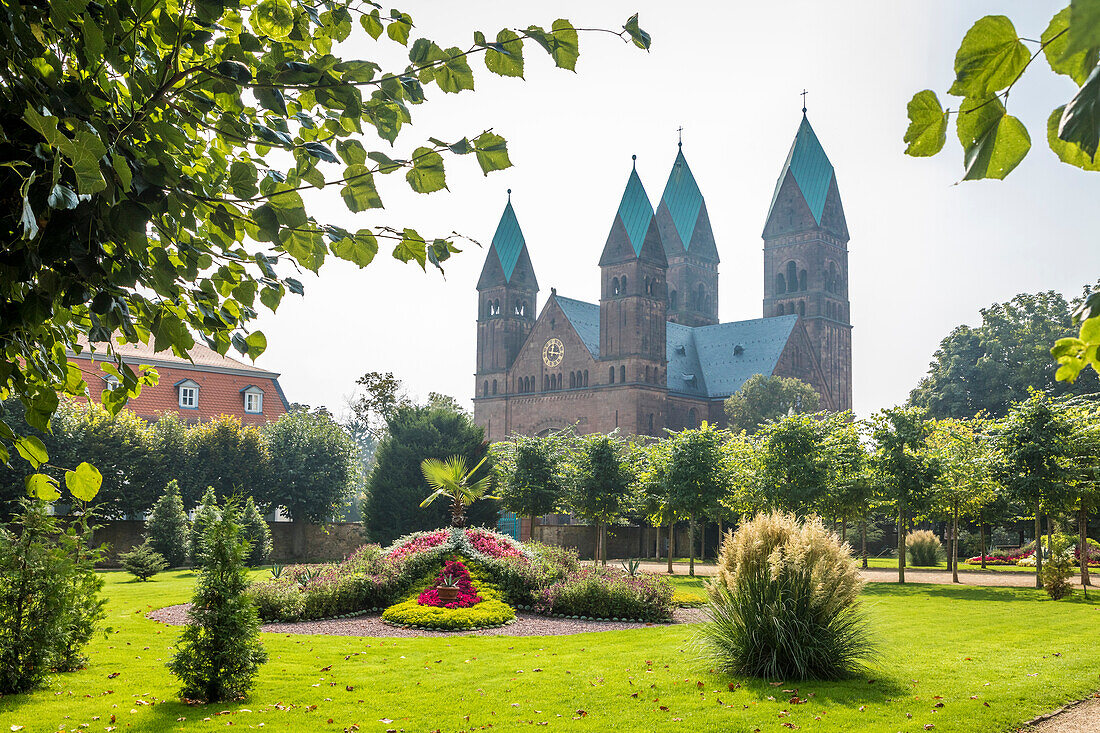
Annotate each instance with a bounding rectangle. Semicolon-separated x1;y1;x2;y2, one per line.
906;529;944;567
698;511;874;681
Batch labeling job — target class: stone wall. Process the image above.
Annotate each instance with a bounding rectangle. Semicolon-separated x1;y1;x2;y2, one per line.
532;523;716;561
88;520;367;567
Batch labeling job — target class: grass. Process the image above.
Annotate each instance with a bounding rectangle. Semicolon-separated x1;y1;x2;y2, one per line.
1;570;1099;732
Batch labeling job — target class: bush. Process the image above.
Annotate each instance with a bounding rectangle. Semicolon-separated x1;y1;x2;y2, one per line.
906;529;943;566
1041;537;1076;601
240;496;272;567
169;504;266;702
145;480;190;566
698;511;873;680
534;566;673;622
0;500;106;693
189;487;219;566
119;541;168;581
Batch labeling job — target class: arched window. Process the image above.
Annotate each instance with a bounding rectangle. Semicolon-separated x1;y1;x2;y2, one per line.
688;408;696;425
483;380;489;396
776;274;786;294
609;366;615;384
492;380;497;395
670;290;678;309
777;303;784;316
494;299;500;315
569;372;576;388
799;300;806;317
583;370;589;387
787;261;798;289
799;270;807;291
645;365;651;383
620;275;627;294
612;277;620;295
544;375;550;391
557;373;563;390
620;365;626;384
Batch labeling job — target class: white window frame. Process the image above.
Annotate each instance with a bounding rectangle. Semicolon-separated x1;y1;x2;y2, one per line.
104;375;120;391
179;385;198;409
244;390;263;414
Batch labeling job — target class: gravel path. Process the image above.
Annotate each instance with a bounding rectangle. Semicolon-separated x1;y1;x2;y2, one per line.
147;604;706;637
1024;694;1100;732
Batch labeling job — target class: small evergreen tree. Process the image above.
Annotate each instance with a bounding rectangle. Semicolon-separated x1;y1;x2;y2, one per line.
169;504;267;702
189;487;219;566
145;480;190;567
240;497;273;567
119;541;168;581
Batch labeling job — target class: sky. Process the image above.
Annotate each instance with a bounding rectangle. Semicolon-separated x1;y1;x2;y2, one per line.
248;1;1100;420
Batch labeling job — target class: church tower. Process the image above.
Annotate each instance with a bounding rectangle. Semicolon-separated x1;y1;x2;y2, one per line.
655;142;719;326
476;193;538;400
599;157;668;401
762;112;852;411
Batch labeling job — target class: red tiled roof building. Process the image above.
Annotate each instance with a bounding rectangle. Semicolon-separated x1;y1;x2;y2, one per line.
70;338;290;425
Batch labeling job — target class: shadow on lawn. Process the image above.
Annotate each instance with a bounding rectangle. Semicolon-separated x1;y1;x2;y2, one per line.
726;672;905;706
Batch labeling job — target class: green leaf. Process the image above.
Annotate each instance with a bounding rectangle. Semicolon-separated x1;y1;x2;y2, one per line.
279;227;325;272
472;132;512;175
303;141;338;163
111;152;132;191
1056;64;1100;159
434;47;475;93
1065;0;1100;57
484;29;524;78
21;194;38;239
1047;104;1100;169
387;10;412;45
367;151;403;173
361;9;383;40
27;473;60;502
956;97;1031;180
48;183;80;209
336;139;366;165
406;146;446;193
340;165;383;211
256;86;288;117
903;90;948;156
215;60;253;84
1043;7;1099;85
948;15;1029;98
229;160;259;199
24;106;65;147
392;228;426;268
331;229;379;267
251;0;295;40
550;19;580;71
49;0;87;29
285;277;304;295
15;436;48;469
244;331;267;358
59;130;108;194
64;461;102;502
623;13;651;51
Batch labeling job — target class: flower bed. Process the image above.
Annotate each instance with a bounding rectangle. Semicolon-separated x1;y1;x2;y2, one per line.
382;556;516;630
417;560;482;608
534;565;674;622
383;527;531;564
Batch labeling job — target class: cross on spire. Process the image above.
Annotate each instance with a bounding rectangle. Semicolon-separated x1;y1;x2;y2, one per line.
677;125;683;147
801;89;808;114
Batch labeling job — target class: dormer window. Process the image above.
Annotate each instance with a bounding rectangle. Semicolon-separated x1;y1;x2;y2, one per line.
176;379;199;409
241;385;264;414
103;375;120;391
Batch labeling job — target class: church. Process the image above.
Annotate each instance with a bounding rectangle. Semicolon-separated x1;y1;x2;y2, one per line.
473;113;852;441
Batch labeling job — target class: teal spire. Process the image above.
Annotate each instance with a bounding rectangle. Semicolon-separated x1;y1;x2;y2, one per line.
491;193;525;282
616;156;654;257
660;145;704;250
767;114;835;225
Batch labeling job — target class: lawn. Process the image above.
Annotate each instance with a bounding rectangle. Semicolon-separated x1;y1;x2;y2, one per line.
2;570;1098;733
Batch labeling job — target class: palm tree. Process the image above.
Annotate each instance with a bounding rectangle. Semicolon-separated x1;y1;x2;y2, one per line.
419;455;496;527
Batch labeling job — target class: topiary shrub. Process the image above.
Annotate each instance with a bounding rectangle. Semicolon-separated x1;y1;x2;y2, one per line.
906;529;943;567
145;480;190;567
119;541;168;581
534;566;673;622
169;504;266;702
698;511;873;680
240;497;272;567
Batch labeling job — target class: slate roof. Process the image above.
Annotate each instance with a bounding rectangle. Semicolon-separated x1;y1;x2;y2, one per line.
551;297;797;398
660;147;704;251
616;166;654;257
555;296;601;358
491;200;525;283
767;115;834;225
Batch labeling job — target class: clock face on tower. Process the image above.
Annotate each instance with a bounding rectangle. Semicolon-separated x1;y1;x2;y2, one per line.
542;338;564;368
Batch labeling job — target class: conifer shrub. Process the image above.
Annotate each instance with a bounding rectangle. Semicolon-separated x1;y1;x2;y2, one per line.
145;480;190;567
169;504;266;702
240;496;272;567
698;511;873;680
189;487;219;566
119;541;168;581
906;529;944;567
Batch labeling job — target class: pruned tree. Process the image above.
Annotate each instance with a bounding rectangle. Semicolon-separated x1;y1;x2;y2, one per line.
561;433;638;564
666;424;731;577
491;433;565;540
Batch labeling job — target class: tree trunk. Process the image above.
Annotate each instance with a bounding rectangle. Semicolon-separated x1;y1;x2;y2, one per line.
979;522;987;570
600;523;608;565
717;517;724;554
688;514;697;577
841;515;847;544
860;521;867;569
1080;507;1091;590
529;514;538;543
897;508;906;584
698;519;705;563
951;501;960;584
1047;514;1054;566
667;523;674;574
1034;504;1043;590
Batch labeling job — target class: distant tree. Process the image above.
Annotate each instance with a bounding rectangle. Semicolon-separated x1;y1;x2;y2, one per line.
996;391;1073;589
119;541;168;582
147;414;191;504
755;412;836;514
666;425;730;576
871;406;941;584
561;433;638;564
186;417;269;502
240;497;273;567
491;434;565;538
1065;400;1100;587
909;290;1100;419
636;437;680;572
263;409;359;524
364;402;494;545
348;371;411;442
145;480;190;567
723;374;821;434
189;488;219;567
817;415;872;552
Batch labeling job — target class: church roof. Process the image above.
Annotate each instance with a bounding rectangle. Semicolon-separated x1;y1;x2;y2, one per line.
660;147;704;251
491;200;525;282
766;115;834;226
555;295;601;358
616;165;654;257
